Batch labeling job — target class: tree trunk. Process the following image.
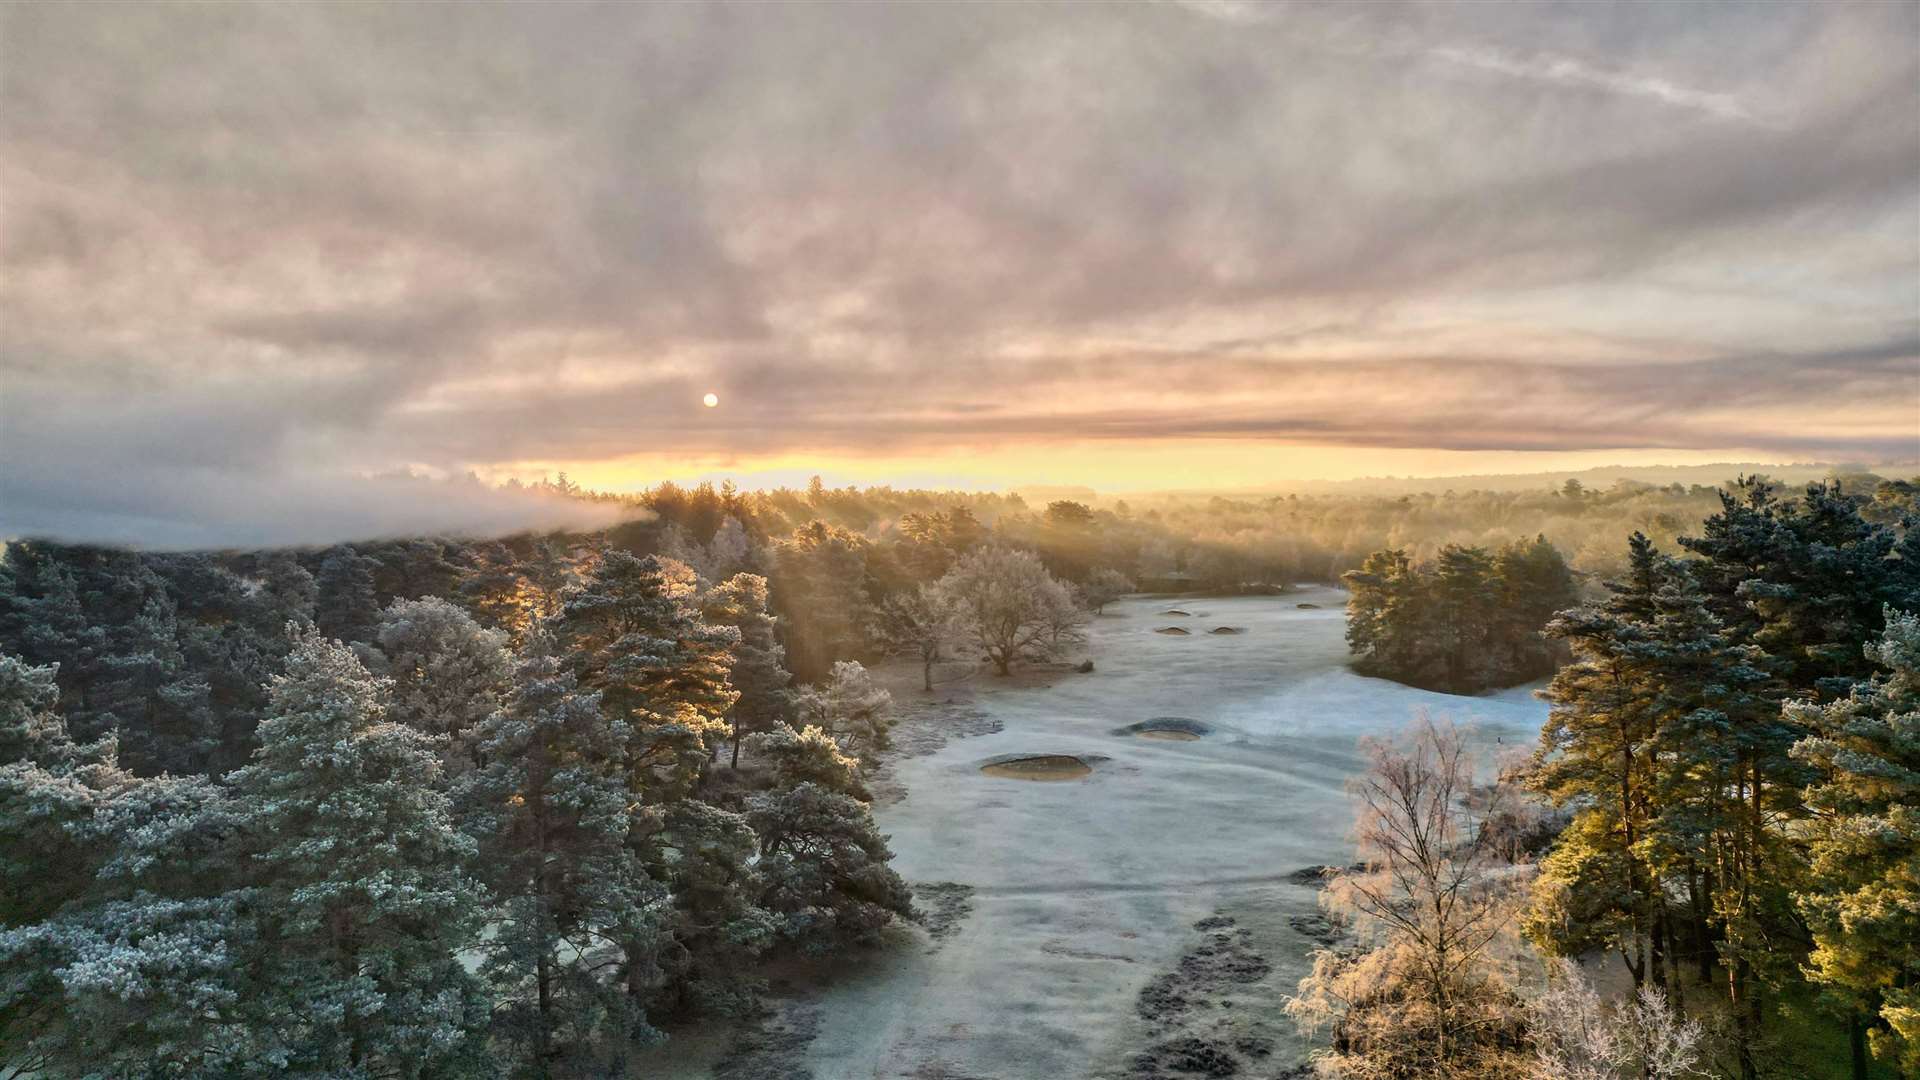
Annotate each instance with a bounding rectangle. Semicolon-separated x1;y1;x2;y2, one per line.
535;951;553;1080
1849;1010;1869;1080
1664;910;1683;1006
625;940;649;1001
1650;905;1668;991
1730;954;1761;1080
1689;862;1714;984
1621;734;1645;989
922;653;934;692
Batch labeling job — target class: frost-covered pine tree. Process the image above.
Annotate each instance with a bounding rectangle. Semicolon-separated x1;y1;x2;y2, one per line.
635;797;774;1017
544;552;763;1021
314;547;382;645
463;638;666;1076
548;551;739;798
792;660;893;763
746;724;913;953
0;653;254;1076
226;625;491;1077
0;654;121;928
96;591;218;776
375;597;513;775
701;573;792;768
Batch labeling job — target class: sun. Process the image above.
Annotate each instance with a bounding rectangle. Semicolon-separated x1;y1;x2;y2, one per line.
702;392;719;408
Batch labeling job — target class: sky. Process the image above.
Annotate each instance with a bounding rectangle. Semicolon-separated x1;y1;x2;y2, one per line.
2;1;1917;546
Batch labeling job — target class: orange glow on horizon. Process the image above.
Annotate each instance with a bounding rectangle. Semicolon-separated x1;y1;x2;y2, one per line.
482;440;1808;496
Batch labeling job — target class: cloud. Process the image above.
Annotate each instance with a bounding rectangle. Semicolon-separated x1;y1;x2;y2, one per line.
0;0;1914;544
0;457;634;552
1423;45;1758;123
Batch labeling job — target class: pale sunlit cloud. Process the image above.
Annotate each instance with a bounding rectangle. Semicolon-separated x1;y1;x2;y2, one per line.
1;1;1915;544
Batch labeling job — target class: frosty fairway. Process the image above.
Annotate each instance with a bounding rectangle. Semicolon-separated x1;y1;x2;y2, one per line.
655;586;1551;1079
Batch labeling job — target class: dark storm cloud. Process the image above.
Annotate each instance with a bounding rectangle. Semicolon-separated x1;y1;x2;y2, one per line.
1;0;1915;544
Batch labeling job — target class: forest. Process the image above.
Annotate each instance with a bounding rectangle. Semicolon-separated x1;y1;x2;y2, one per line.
0;471;1915;1078
1341;534;1580;693
1302;477;1920;1080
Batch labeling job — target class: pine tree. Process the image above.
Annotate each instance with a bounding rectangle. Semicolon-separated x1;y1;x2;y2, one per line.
1681;477;1918;699
95;592;218;776
746;724;914;952
793;660;894;764
548;551;739;799
1640;557;1778;1017
775;522;874;679
545;551;755;1020
463;640;665;1076
371;539;463;606
375;597;513;775
1669;478;1914;1076
1527;535;1668;986
1491;534;1578;678
0;653;255;1076
1430;544;1498;694
1346;538;1579;694
0;655;121;928
701;573;793;768
0;544;113;743
226;625;492;1077
314;547;382;644
1790;608;1920;1075
634;798;773;1017
1343;548;1418;678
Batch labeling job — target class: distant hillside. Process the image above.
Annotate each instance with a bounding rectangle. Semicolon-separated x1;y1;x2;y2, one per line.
1120;461;1913;501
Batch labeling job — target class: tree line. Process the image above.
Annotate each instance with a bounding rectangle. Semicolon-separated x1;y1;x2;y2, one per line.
1297;478;1920;1079
0;498;1109;1077
636;470;1910;679
0;544;924;1077
634;470;1910;596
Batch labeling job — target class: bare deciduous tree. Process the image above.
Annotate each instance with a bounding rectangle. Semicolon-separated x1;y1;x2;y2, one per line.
880;583;961;691
1080;568;1134;615
1288;714;1532;1079
1039;583;1090;656
938;546;1082;676
1526;959;1706;1080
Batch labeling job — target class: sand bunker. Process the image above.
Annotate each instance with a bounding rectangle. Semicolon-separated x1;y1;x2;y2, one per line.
1155;626;1191;635
1208;627;1243;635
1113;717;1212;741
979;754;1094;781
1161;609;1192;617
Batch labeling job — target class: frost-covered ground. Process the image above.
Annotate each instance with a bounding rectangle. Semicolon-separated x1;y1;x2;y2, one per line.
645;587;1548;1079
